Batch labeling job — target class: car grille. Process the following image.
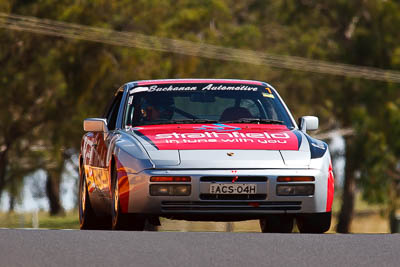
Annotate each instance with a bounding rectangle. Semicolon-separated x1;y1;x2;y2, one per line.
199;194;266;200
161;201;302;211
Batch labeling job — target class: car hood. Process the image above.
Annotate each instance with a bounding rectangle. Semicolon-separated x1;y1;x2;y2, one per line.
128;123;311;168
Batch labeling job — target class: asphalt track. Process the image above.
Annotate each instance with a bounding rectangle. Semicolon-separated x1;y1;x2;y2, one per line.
0;229;399;267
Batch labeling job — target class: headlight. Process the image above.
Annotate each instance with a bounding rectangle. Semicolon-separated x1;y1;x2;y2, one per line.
150;184;191;196
276;184;314;196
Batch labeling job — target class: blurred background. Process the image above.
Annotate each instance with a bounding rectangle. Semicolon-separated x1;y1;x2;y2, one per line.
1;0;400;233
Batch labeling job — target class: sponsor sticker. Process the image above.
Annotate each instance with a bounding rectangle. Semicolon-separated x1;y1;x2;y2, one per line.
129;83;259;93
195;124;241;132
201;84;258;91
148;85;197;92
129;86;149;94
262;87;275;98
262;92;275;98
311;142;325;150
133;124;299;150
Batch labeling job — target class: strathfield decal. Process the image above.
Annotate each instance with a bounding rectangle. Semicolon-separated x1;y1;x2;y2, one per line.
133;124;299;150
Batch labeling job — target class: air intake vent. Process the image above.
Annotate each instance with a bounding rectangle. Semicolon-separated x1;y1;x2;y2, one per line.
200;194;266;200
161;201;302;211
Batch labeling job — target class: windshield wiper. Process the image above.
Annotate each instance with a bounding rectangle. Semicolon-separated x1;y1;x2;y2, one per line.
222;118;284;124
136;118;283;125
133;119;219;126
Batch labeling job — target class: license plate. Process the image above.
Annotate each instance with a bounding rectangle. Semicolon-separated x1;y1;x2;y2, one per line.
209;184;257;194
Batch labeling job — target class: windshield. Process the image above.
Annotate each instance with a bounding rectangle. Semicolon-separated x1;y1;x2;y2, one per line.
125;83;294;128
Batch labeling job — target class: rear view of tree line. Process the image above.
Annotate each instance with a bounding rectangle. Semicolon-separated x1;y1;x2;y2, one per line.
1;0;400;233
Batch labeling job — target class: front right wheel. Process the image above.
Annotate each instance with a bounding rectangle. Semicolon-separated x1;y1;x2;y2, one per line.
111;167;145;231
296;212;332;233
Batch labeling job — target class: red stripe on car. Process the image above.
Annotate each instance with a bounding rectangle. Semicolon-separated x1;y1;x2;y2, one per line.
326;162;335;212
136;79;264;86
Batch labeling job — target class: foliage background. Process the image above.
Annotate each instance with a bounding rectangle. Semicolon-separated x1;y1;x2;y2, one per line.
1;0;400;233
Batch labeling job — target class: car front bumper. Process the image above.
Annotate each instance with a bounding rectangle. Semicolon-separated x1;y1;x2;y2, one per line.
122;168;330;219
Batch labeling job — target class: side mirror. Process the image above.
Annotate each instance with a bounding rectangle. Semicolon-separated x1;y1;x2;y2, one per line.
298;116;319;133
83;118;108;132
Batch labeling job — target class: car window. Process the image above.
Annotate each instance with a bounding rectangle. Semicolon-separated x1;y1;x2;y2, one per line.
125;83;294;128
173;96;235;120
106;92;123;130
240;99;262;118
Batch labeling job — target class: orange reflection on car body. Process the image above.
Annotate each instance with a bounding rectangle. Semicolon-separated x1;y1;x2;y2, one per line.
118;174;130;213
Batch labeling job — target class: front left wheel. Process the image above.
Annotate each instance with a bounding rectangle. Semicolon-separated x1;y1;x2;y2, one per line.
259;215;294;233
111;167;145;231
79;171;97;230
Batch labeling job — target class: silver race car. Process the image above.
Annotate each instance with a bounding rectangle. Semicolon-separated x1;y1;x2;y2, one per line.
79;79;334;233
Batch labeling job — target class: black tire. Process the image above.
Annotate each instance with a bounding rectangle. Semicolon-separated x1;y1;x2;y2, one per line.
259;215;294;233
111;167;145;231
79;170;98;230
143;220;159;231
296;212;332;233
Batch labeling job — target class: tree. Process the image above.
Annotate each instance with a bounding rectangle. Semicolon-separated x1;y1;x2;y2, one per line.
1;0;400;226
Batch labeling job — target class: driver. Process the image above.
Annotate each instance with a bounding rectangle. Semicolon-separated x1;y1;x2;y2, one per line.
141;95;174;122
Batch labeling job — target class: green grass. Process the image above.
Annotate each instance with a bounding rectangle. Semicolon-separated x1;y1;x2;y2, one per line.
0;210;79;229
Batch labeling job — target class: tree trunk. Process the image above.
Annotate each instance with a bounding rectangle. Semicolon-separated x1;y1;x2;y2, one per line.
389;177;400;233
45;161;65;216
336;136;357;233
0;149;9;202
8;194;16;212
